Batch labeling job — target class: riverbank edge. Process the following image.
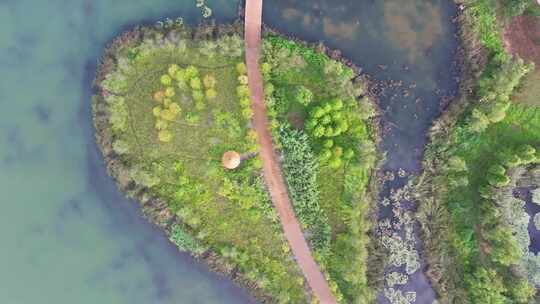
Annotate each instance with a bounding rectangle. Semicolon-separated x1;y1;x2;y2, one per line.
413;3;497;303
91;19;386;302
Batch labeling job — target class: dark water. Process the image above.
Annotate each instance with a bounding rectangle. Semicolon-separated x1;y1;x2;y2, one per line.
515;188;540;254
0;1;256;303
1;0;459;303
263;0;459;303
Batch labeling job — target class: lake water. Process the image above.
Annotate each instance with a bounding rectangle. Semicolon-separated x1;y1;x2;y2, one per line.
0;0;257;303
0;0;458;303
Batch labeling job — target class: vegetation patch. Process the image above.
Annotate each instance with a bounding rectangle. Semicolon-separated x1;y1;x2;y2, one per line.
262;34;380;303
415;0;540;303
93;22;380;303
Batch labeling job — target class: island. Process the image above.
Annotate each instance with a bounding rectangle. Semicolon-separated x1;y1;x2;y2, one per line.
92;20;379;303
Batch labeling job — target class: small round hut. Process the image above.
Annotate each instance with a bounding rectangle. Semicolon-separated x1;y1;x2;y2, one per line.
222;151;241;170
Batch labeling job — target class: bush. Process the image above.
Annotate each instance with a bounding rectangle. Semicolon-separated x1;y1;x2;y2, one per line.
169;224;206;255
501;0;531;17
294;85;313;106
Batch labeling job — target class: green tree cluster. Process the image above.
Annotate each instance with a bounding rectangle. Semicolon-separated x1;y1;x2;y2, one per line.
468;58;532;133
306;99;357;169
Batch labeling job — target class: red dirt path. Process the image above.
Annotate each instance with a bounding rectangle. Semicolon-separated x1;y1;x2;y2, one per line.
243;0;337;303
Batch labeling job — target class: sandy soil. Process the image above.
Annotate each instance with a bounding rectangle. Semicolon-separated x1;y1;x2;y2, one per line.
244;0;337;303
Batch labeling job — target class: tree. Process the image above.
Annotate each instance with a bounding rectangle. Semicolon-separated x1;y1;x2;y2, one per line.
487;173;510;187
236;75;248;85
203;74;216;88
185;65;199;79
154;119;168;130
329;157;343;169
508;279;536;303
168;64;179;77
236;85;250;98
153;91;165;102
485;102;510;123
294;86;313;106
192;90;204;102
487;228;521;266
205;88;217;100
311;107;325;118
112;140;130;155
469;109;490;133
160;74;172;86
158;129;172;142
190;77;202;90
169;102;181;115
165;87;175;97
518;145;536;164
488;164;506;176
236;62;247;75
465;267;506;304
343;148;355;160
331;98;344;110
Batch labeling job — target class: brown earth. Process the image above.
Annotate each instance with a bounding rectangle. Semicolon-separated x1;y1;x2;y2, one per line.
504;15;540;65
504;15;540;106
244;0;338;303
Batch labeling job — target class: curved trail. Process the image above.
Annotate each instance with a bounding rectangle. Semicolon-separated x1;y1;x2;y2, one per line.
243;0;337;303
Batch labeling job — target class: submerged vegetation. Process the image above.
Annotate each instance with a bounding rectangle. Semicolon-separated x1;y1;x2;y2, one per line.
93;21;379;303
416;0;540;303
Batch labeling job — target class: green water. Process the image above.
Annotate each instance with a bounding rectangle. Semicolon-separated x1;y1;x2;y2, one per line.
0;0;256;303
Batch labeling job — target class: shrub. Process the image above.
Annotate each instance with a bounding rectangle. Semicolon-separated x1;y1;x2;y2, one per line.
190;77;202;90
203;74;216;88
279;125;331;255
112;140;130;155
236;62;247;75
158;129;172;142
169;224;206;255
534;214;540;231
294;86;313;106
160;74;172;85
205;88;217;100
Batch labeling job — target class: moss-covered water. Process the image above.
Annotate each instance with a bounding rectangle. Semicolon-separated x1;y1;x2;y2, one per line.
0;1;256;303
